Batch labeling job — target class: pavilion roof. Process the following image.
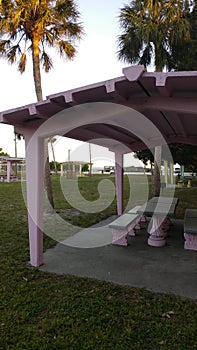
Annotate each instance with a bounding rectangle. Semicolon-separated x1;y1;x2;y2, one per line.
0;156;24;163
1;65;197;151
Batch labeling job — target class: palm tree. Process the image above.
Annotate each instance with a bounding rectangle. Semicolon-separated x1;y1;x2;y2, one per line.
118;0;191;196
171;2;197;70
0;0;83;207
118;0;190;71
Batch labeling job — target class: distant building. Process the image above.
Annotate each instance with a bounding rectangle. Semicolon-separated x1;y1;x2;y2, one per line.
0;157;25;182
124;166;144;173
60;161;87;178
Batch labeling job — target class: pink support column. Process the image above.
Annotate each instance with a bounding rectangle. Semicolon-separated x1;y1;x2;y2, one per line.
7;160;12;182
25;129;44;267
115;150;124;215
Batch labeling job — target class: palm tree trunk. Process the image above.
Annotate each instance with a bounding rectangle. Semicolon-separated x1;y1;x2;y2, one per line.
44;140;54;209
32;37;54;209
89;143;92;175
32;37;43;102
50;139;58;175
153;145;162;197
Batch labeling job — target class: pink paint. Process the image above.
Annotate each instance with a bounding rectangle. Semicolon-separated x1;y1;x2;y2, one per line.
6;160;12;182
24;130;45;267
0;66;197;265
115;151;124;216
148;215;166;247
112;229;128;246
184;233;197;251
111;217;140;246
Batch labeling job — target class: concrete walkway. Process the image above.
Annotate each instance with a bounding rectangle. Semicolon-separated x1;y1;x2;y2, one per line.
40;218;197;300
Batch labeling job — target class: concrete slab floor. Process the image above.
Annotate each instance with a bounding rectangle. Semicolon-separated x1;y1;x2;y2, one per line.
40;218;197;300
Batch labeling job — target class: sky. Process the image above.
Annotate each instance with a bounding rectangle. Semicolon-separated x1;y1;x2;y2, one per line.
0;0;143;168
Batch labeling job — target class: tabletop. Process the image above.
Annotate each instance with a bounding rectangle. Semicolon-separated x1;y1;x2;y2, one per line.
148;196;178;206
137;201;177;217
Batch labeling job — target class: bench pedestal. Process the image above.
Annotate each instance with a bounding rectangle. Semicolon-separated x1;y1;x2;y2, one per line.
148;215;166;247
184;209;197;251
161;217;172;232
128;206;147;223
112;226;135;246
184;233;197;251
109;213;140;246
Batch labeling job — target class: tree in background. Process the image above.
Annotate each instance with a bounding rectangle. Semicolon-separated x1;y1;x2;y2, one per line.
117;0;190;71
0;0;83;207
81;163;89;172
135;143;197;175
0;147;9;157
134;149;154;173
171;2;197;71
134;149;154;166
50;161;61;172
118;0;191;195
170;143;197;173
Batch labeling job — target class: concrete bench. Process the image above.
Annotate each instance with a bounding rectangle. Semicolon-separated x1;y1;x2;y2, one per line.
128;205;147;223
184;209;197;251
109;213;140;246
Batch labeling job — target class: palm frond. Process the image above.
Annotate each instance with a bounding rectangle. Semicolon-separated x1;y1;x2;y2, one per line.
18;52;26;73
0;39;7;53
58;39;75;59
117;30;143;64
55;0;80;21
43;31;54;46
7;45;19;63
41;51;53;72
139;43;153;67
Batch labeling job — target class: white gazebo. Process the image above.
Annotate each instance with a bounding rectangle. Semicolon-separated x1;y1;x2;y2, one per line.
61;161;87;178
1;65;197;266
0;156;25;182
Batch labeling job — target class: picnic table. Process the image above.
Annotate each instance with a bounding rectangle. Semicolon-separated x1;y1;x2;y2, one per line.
148;196;178;206
137;197;178;247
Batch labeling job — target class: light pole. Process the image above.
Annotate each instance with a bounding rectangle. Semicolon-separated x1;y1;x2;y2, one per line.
89;143;92;175
68;149;71;172
14;132;17;158
68;149;71;162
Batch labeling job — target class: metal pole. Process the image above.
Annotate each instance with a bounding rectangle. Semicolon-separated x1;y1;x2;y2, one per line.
68;149;71;161
89;143;92;175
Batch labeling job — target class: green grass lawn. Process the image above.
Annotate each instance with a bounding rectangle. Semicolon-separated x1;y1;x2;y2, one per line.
0;176;196;350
